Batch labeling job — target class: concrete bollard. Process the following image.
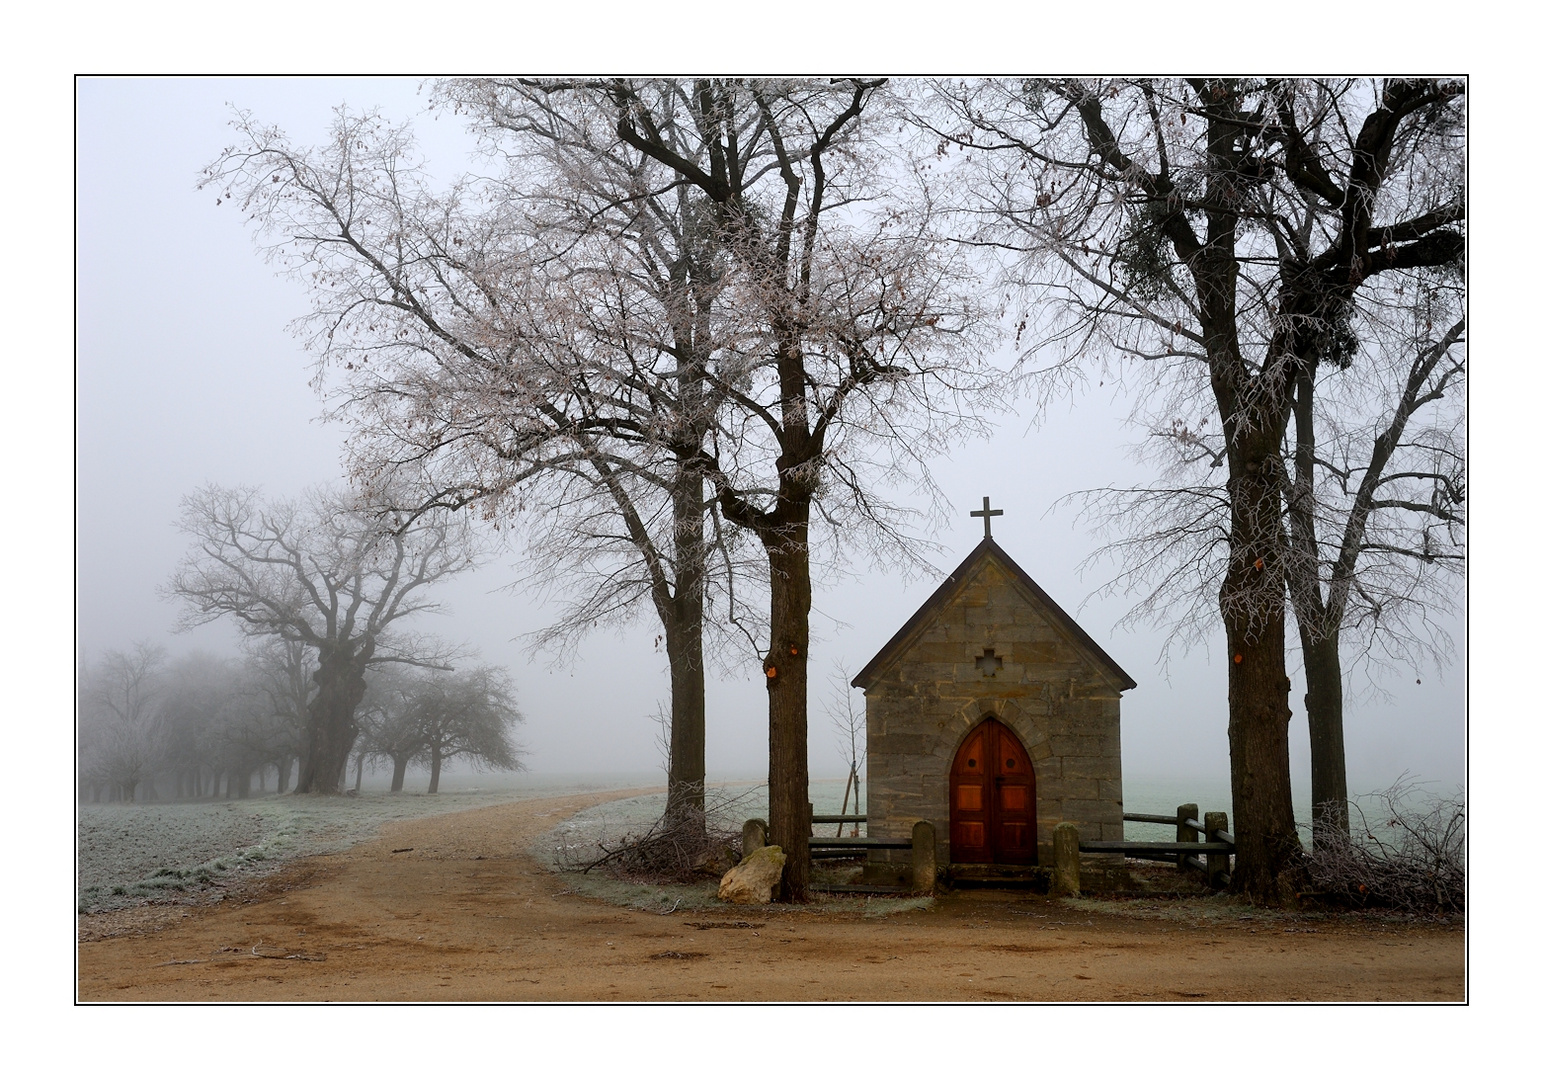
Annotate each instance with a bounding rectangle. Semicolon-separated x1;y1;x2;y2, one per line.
1204;811;1230;890
1051;822;1080;897
742;818;767;858
1177;803;1199;872
911;820;937;894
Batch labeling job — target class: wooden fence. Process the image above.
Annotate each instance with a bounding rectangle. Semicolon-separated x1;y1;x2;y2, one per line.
1078;803;1234;889
743;801;1235;893
742;813;935;894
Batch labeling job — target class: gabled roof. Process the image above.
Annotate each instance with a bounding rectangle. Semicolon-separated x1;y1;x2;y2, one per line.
850;537;1137;691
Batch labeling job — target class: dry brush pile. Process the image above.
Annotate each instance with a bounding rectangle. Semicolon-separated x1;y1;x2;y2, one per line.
1304;778;1465;915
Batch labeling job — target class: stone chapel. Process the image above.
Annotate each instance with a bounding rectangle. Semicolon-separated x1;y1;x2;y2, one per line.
851;502;1137;876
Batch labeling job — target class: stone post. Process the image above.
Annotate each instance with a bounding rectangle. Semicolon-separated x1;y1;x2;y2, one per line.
1177;803;1199;872
1204;811;1230;890
911;820;937;894
1051;822;1080;897
742;818;768;858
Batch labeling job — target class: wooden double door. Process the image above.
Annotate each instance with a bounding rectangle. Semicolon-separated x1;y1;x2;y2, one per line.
949;718;1037;864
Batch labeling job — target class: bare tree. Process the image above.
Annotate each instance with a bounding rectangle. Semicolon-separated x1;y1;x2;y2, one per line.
1285;300;1464;831
201;83;996;896
79;643;167;802
158;650;242;798
202;99;763;836
925;78;1464;901
242;637;314;793
402;666;524;793
509;78;1000;899
355;666;424;793
167;485;478;794
825;666;866;837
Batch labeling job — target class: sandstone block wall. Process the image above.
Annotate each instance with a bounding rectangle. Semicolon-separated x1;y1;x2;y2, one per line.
861;558;1127;867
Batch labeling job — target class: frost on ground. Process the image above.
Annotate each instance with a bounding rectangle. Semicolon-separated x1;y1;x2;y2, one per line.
528;779;931;918
77;772;656;914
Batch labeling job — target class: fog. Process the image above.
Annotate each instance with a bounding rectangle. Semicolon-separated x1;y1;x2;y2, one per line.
75;77;1466;796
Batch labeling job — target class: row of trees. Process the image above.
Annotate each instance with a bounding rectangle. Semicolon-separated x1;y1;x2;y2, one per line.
201;79;1463;903
79;637;520;802
81;641;309;802
923;79;1465;899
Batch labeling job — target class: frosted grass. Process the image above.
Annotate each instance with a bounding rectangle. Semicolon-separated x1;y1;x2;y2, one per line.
77;771;658;913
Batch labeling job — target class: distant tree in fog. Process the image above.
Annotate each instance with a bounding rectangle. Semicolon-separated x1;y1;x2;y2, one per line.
167;485;480;794
157;651;238;798
356;666;425;793
79;643;167;802
403;666;524;794
242;638;314;792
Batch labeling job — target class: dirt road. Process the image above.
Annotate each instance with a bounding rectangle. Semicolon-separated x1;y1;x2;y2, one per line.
77;790;1463;1001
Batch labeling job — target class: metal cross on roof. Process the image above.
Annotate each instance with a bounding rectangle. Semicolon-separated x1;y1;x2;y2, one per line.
971;496;1003;539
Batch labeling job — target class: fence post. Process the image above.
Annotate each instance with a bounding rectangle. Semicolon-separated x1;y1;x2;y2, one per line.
911;820;937;894
1176;803;1199;872
1051;822;1080;897
742;818;767;858
1204;811;1230;890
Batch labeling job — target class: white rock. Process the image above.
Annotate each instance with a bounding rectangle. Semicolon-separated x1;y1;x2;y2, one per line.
718;844;786;904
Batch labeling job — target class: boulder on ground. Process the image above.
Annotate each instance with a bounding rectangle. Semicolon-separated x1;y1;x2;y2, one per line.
718;844;786;904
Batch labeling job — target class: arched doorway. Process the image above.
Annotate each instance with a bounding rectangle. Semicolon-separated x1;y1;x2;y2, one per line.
949;717;1037;864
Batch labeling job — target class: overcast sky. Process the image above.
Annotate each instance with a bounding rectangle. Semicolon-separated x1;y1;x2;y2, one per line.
74;77;1468;794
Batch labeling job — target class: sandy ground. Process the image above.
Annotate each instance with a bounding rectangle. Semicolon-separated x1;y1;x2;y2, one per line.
77;789;1464;1002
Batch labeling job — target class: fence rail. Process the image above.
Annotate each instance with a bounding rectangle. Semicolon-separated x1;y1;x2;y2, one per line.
743;802;1235;896
1072;803;1236;890
742;816;938;894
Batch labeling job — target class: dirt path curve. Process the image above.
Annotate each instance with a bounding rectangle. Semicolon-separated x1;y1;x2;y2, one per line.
77;790;1464;1001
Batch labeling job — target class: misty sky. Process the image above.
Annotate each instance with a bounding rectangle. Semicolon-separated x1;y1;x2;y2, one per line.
73;77;1470;795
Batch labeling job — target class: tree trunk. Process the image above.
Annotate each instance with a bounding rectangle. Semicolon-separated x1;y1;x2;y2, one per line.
295;652;368;794
428;750;443;794
1222;447;1305;904
276;757;291;794
765;518;812;903
1285;362;1351;840
390;755;409;793
1301;628;1348;834
353;752;365;794
663;467;708;839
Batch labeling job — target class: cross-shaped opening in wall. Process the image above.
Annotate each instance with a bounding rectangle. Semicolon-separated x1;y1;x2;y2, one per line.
975;648;1002;678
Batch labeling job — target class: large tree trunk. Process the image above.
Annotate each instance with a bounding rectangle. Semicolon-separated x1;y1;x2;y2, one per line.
1222;444;1305;904
295;652;368;794
276;757;291;794
428;750;443;794
765;516;812;903
663;466;708;838
390;755;409;793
